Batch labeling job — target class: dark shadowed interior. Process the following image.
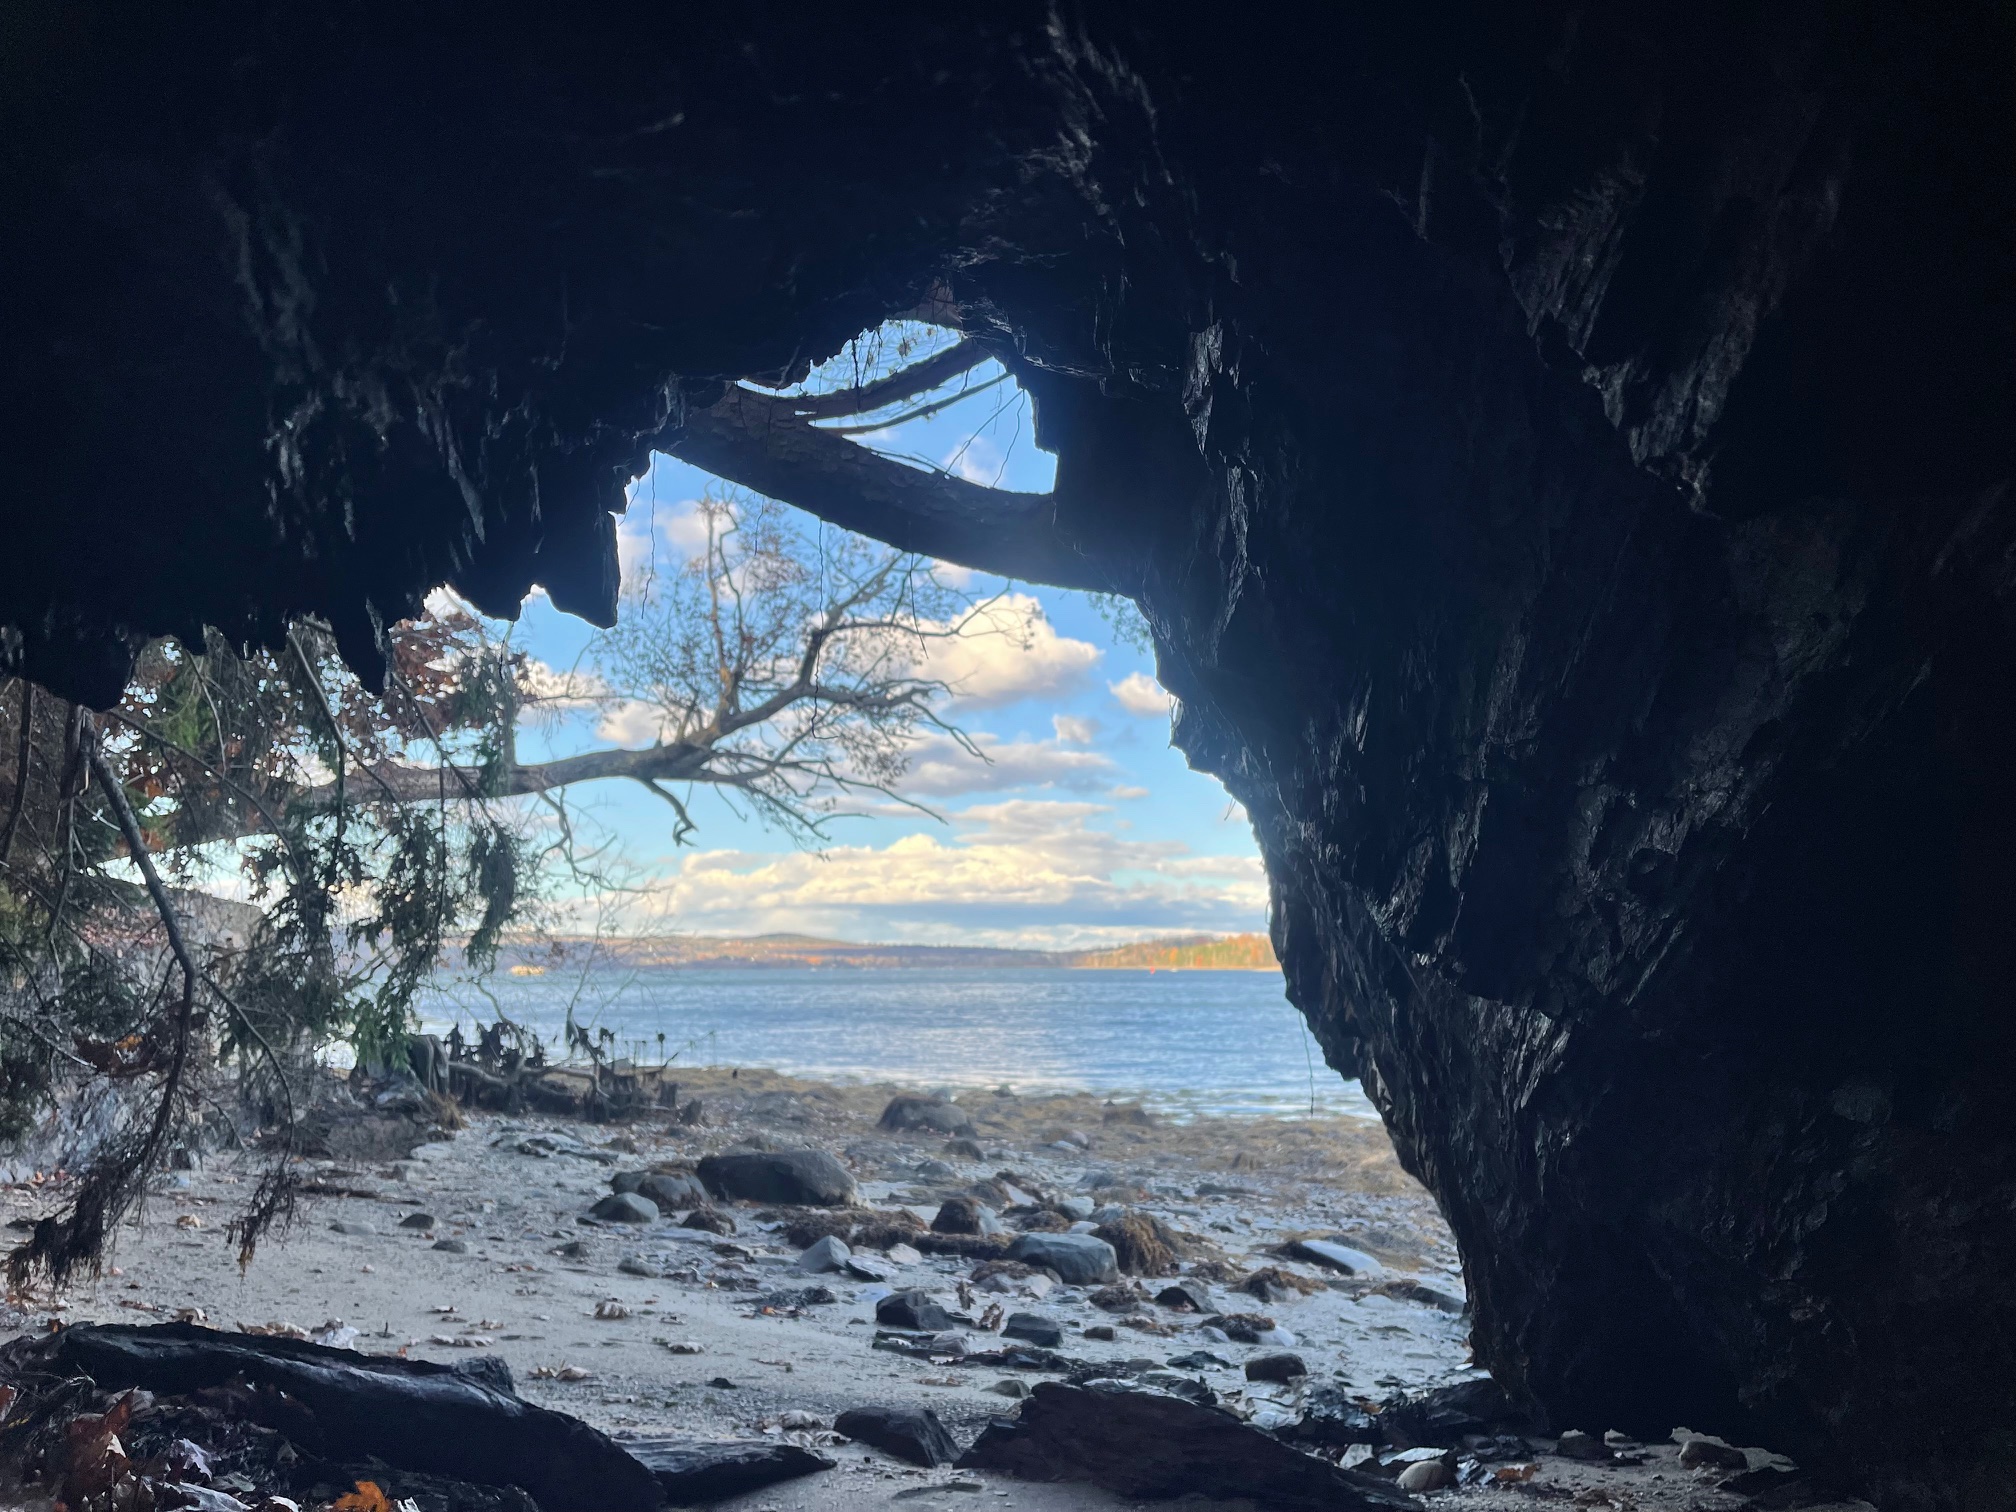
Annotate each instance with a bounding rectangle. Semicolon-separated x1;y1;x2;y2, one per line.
4;5;2012;1507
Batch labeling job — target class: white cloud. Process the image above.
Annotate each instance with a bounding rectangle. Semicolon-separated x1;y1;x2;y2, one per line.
915;595;1100;708
592;799;1268;948
1112;785;1149;800
902;733;1117;797
1110;670;1176;717
616;493;710;590
1052;713;1099;745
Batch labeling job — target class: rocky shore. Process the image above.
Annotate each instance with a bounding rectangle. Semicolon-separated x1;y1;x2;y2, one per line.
0;1068;1860;1511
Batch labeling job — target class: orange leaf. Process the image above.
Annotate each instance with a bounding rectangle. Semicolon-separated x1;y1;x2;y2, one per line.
332;1480;392;1512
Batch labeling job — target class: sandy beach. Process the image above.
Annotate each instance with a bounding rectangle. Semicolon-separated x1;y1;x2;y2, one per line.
1;1068;1837;1511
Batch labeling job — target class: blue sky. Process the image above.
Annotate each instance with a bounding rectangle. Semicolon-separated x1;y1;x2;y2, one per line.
477;325;1265;948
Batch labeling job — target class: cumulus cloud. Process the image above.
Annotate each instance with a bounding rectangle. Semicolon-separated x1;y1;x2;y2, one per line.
592;799;1268;947
1052;713;1099;745
1110;670;1176;717
916;595;1100;708
902;733;1118;797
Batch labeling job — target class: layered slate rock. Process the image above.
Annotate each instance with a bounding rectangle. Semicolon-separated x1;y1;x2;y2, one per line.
6;9;2011;1506
960;1381;1414;1511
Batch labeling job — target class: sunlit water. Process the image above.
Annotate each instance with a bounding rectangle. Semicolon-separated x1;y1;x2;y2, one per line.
415;966;1378;1122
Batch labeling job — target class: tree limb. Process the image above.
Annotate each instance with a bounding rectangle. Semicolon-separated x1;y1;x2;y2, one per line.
662;385;1109;592
779;340;992;421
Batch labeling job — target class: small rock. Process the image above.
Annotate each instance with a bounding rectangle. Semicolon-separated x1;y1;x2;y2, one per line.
987;1378;1031;1399
590;1192;660;1225
1006;1232;1119;1285
661;1339;706;1354
1556;1429;1611;1462
1002;1312;1064;1348
943;1138;986;1162
619;1255;664;1277
431;1237;469;1254
682;1207;736;1235
1056;1196;1096;1221
931;1196;988;1235
1676;1435;1749;1472
1084;1324;1117;1341
778;1410;825;1430
1258;1327;1298;1348
876;1289;955;1332
1155;1280;1212;1312
886;1243;924;1266
1167;1350;1231;1370
1288;1239;1381;1275
833;1405;960;1467
1397;1460;1452;1492
878;1096;975;1137
797;1235;852;1273
926;1331;969;1356
329;1221;376;1237
553;1239;590;1259
637;1171;710;1210
1244;1352;1308;1383
914;1159;957;1181
842;1253;898;1282
398;1212;436;1230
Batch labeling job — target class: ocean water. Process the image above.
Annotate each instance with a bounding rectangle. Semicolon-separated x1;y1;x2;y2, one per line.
416;966;1378;1122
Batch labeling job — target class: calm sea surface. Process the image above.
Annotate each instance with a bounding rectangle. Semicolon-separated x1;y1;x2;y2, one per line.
415;966;1377;1122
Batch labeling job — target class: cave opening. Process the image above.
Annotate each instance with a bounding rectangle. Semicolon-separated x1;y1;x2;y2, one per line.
2;6;2011;1508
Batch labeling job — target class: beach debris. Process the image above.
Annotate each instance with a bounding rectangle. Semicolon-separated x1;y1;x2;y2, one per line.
1093;1213;1181;1275
593;1300;631;1320
697;1149;856;1207
658;1339;705;1354
1006;1232;1118;1285
834;1405;961;1467
8;1324;656;1512
957;1380;1417;1510
496;1132;618;1164
531;1362;594;1380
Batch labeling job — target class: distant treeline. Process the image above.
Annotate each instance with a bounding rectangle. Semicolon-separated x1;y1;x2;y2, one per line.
484;930;1280;973
1066;933;1278;971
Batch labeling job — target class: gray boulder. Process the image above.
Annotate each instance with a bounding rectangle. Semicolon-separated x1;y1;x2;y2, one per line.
1008;1231;1119;1285
1002;1312;1063;1348
697;1149;856;1206
877;1096;974;1136
638;1171;709;1210
876;1290;954;1332
796;1234;852;1273
590;1192;660;1224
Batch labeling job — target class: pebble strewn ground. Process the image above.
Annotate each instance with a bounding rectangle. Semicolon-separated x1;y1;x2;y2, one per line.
2;1067;1862;1512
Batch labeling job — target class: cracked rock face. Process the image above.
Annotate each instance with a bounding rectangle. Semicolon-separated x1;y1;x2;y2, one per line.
5;6;2010;1506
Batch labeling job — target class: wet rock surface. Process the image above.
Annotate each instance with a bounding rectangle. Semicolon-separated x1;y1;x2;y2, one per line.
835;1405;960;1468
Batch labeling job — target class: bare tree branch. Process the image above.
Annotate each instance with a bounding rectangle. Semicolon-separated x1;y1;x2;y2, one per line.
664;385;1108;592
779;340;991;421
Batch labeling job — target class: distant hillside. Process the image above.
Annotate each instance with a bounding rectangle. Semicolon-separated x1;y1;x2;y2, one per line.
1065;933;1278;971
488;930;1279;973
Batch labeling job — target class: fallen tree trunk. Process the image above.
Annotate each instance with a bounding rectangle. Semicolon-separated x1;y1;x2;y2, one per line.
9;1323;660;1512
